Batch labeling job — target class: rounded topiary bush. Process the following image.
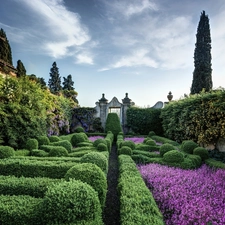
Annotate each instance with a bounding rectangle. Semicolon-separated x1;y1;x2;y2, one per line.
93;138;107;148
97;143;108;152
25;138;38;151
65;163;107;208
146;139;156;146
120;140;135;150
143;137;151;144
163;150;184;163
49;135;60;143
118;146;132;156
74;126;85;133
41;180;103;225
48;146;68;157
193;147;209;160
104;138;112;151
148;131;156;137
37;136;50;146
39;145;53;152
182;140;198;154
51;140;72;153
80;152;108;172
71;133;89;147
159;143;175;156
0;146;15;158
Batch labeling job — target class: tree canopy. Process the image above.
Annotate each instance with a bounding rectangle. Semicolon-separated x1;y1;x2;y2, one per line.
191;11;212;94
16;60;26;77
48;62;62;94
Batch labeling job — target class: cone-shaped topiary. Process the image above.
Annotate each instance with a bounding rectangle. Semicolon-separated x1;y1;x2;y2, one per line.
105;113;122;140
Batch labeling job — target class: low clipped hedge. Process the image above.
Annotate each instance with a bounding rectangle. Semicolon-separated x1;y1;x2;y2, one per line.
80;152;108;173
50;140;72;153
41;180;103;225
135;144;160;152
71;133;89;147
118;155;164;225
93;138;107;148
0;195;42;225
163;150;184;163
151;135;180;146
120;140;136;150
118;146;132;156
0;146;15;158
97;143;108;152
65;163;107;208
48;135;61;142
205;158;225;169
159;143;175;156
30;149;49;157
48;146;68;157
0;175;59;198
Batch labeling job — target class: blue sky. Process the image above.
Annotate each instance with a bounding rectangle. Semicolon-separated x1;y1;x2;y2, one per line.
0;0;225;107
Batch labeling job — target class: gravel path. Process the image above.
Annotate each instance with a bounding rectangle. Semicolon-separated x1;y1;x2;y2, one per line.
103;144;120;225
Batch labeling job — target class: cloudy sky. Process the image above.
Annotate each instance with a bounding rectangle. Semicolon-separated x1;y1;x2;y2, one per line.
0;0;225;107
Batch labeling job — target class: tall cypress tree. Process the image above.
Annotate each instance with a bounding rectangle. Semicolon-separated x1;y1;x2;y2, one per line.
0;28;13;65
190;11;212;94
16;60;26;77
62;74;74;90
48;62;62;94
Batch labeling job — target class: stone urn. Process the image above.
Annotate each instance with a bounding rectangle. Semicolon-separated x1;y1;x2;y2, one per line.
167;91;173;101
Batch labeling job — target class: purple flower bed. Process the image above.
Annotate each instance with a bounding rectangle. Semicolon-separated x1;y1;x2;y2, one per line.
138;164;225;225
88;136;104;142
124;137;144;144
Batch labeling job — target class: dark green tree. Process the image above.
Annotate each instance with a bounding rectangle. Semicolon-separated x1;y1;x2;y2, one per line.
28;74;47;89
191;11;212;94
16;60;26;77
48;62;62;94
0;28;13;65
62;74;74;90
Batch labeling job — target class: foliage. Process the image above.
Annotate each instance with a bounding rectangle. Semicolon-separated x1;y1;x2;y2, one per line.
41;180;103;225
71;132;89;147
105;113;122;139
30;149;49;157
0;145;15;158
159;143;175;156
208;149;225;163
74;126;85;133
48;146;68;157
160;89;225;145
36;136;50;146
146;139;156;146
163;150;184;163
118;155;164;225
191;11;212;94
120;140;135;150
80;152;108;173
48;61;62;94
25;138;38;151
16;60;26;77
118;146;132;156
48;135;60;142
62;74;74;91
65;163;107;208
182;140;198;154
93;117;104;133
139;164;225;224
126;107;163;135
193;147;209;160
97;143;108;152
50;140;72;153
205;158;225;169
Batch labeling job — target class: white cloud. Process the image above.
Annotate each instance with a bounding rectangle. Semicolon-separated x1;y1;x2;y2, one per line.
19;0;91;58
76;52;94;65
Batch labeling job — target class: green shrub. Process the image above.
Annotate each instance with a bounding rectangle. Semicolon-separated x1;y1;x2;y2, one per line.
30;149;49;157
37;136;50;146
48;135;60;142
105;138;112;151
50;140;72;153
159;143;175;156
205;158;225;169
65;163;107;208
39;145;53;152
74;126;85;133
25;138;38;151
0;195;42;225
41;180;103;225
163;150;184;163
118;146;132;156
182;140;198;154
146;139;156;146
97;143;108;152
186;154;202;168
143;137;151;143
193;147;209;160
135;144;151;151
15;149;30;156
106;131;114;143
80;152;108;173
121;140;136;150
77;142;93;147
151;135;180;146
0;146;15;158
93;138;107;148
148;131;156;137
71;133;89;147
105;113;122;140
48;146;68;157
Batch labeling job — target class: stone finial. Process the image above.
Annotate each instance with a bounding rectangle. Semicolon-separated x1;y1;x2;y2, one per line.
122;93;133;105
167;91;173;101
99;93;108;103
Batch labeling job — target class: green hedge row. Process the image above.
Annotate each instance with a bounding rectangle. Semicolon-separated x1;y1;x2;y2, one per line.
118;155;164;225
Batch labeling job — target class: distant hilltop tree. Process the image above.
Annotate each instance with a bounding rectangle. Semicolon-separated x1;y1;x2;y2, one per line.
0;28;13;65
16;60;26;77
48;61;62;94
191;11;212;94
63;74;74;91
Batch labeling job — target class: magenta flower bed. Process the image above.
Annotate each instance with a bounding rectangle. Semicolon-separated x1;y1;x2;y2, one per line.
124;137;144;144
88;136;104;142
138;164;225;225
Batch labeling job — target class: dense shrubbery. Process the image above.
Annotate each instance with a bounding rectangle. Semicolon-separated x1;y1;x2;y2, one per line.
0;146;15;158
48;135;60;143
163;150;184;163
127;107;163;135
25;138;38;151
71;132;89;147
159;143;175;156
36;136;49;146
182;140;198;154
193;147;209;160
50;140;72;153
48;146;68;157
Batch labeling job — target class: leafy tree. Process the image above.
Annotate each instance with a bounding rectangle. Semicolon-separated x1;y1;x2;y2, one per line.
48;62;62;94
62;74;74;90
16;60;26;77
191;11;212;94
0;28;13;65
29;74;47;89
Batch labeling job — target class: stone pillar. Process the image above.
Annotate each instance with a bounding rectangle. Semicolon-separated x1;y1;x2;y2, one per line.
98;94;108;129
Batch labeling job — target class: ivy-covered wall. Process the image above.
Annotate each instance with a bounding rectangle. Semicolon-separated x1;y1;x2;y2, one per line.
160;89;225;145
